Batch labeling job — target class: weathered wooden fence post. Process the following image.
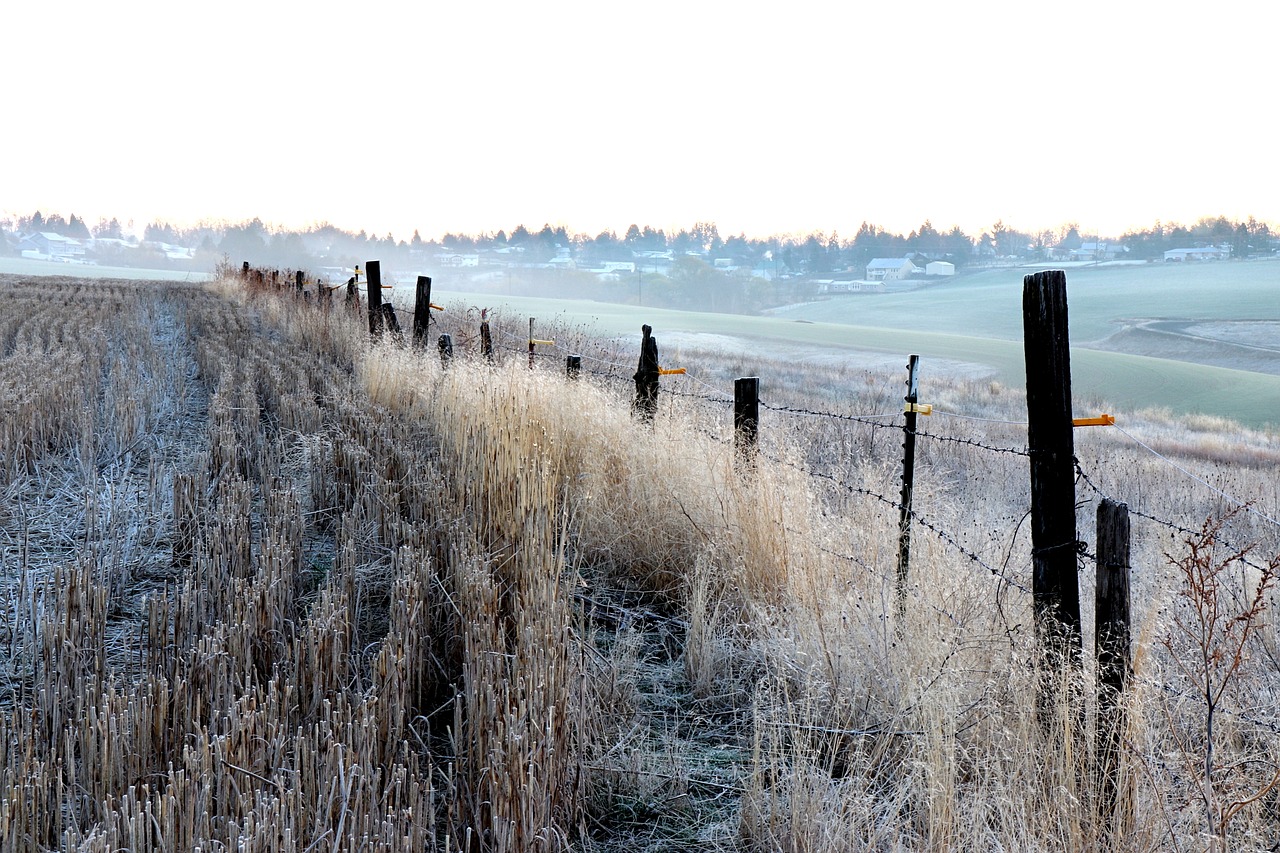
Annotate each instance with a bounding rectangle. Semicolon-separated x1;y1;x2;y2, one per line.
528;318;536;368
479;310;494;362
438;333;454;365
566;355;582;379
897;354;920;614
1095;497;1132;831
633;324;659;421
366;260;384;336
241;261;250;279
734;377;759;465
295;269;304;296
1022;269;1082;659
414;275;433;347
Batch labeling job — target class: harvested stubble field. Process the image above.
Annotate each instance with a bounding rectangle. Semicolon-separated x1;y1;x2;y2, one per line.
1;270;1279;851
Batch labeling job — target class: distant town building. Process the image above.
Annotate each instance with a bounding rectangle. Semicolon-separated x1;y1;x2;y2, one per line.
1164;245;1231;261
1070;241;1128;262
866;258;918;280
925;260;955;276
19;232;85;261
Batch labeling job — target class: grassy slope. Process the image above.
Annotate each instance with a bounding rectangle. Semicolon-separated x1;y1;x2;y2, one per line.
412;259;1280;428
0;256;214;281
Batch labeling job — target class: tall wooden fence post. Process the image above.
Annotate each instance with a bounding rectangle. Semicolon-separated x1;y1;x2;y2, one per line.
1095;497;1132;831
1022;269;1082;659
734;377;759;466
414;275;433;347
896;354;920;615
366;260;384;336
528;318;536;369
295;269;304;296
567;355;582;379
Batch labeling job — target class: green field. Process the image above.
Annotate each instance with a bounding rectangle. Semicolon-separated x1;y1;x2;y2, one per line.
408;259;1280;429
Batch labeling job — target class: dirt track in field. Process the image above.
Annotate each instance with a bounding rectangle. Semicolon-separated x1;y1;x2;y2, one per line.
1091;319;1280;375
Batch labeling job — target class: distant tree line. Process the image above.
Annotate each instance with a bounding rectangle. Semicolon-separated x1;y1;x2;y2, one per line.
2;210;1275;290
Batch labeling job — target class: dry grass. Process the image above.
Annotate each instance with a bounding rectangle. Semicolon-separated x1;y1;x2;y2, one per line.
1;269;1278;851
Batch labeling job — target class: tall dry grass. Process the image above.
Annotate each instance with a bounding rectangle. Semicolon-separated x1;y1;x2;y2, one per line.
1;270;1278;851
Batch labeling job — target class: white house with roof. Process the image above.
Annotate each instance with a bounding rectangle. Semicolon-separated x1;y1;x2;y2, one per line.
1069;241;1128;262
1164;245;1230;262
19;232;86;261
865;258;918;280
925;260;955;276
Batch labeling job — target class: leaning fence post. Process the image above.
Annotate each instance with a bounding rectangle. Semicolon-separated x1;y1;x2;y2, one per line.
1095;497;1132;830
566;355;582;379
734;377;759;465
366;260;384;336
414;275;433;347
896;354;920;615
1022;269;1082;660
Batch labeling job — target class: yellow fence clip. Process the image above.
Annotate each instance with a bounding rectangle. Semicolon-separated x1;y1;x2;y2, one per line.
904;402;933;415
429;302;445;311
1073;414;1115;427
659;367;686;376
529;339;555;346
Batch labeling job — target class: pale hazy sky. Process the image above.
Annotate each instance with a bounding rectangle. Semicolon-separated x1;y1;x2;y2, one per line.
6;1;1274;241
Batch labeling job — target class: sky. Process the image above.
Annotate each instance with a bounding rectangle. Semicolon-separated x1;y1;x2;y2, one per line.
5;0;1275;242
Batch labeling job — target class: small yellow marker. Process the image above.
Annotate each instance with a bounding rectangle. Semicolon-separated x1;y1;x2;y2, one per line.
659;367;686;376
1073;414;1115;427
904;402;933;415
429;302;445;311
530;339;555;346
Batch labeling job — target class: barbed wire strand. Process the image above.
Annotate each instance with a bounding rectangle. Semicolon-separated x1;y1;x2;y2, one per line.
930;408;1030;427
1111;424;1280;530
1074;456;1275;574
757;446;1031;594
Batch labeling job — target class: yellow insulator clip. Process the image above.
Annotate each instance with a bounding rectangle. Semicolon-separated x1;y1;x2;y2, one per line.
659;367;686;376
429;302;445;311
1073;414;1115;427
904;402;933;415
529;339;555;346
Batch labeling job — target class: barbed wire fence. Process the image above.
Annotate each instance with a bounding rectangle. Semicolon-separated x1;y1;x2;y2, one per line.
242;260;1280;837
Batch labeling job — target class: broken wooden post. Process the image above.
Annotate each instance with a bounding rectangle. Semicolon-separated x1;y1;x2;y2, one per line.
566;355;582;379
633;324;659;421
479;309;494;362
